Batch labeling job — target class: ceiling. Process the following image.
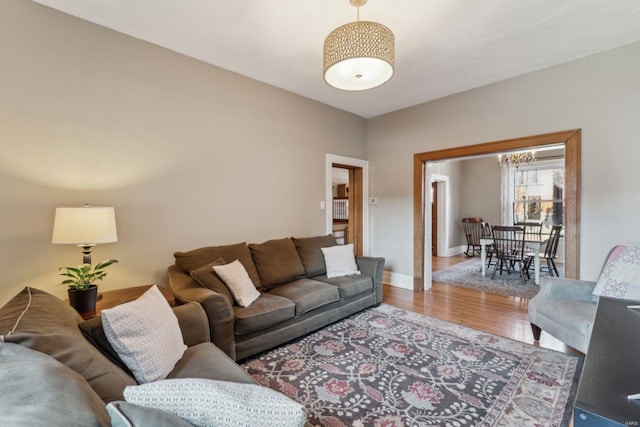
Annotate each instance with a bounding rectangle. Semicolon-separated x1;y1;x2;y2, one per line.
32;0;640;118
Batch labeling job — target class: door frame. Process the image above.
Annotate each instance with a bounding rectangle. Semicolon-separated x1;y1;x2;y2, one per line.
413;129;581;291
326;154;369;256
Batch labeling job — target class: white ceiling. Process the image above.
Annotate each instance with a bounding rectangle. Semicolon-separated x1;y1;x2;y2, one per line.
32;0;640;118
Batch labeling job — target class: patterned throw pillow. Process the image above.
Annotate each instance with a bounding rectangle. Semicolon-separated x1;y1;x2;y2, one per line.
592;245;640;302
124;378;306;427
321;243;361;278
102;285;187;383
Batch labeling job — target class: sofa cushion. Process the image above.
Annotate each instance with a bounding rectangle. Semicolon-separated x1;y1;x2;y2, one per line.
167;342;256;384
190;257;235;304
269;279;340;315
174;242;262;290
108;401;193;427
123;378;306;427
233;293;295;336
315;274;374;299
213;260;261;307
0;287;136;403
292;235;337;277
249;238;306;289
321;244;361;278
102;285;187;384
0;341;111;427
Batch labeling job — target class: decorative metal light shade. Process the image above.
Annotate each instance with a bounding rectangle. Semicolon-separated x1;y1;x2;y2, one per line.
323;2;394;91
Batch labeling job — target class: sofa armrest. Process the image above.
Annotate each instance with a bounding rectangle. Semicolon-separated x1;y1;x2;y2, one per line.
535;276;597;302
168;266;236;360
357;256;385;304
172;303;210;347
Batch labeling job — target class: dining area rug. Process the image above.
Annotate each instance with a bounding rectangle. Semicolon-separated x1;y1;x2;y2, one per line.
241;304;581;427
432;258;564;299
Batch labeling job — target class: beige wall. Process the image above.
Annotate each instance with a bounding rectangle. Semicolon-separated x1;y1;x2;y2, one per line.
459;156;501;233
0;0;366;305
367;41;640;281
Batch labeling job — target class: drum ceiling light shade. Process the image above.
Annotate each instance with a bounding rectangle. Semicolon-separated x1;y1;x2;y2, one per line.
323;0;394;91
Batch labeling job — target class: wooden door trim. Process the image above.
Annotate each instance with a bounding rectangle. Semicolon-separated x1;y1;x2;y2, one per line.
413;129;581;291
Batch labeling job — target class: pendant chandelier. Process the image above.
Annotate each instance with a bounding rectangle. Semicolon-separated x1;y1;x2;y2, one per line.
323;0;395;91
498;151;536;169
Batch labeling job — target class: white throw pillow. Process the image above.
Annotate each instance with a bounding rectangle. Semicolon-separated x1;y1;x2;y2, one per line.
101;285;187;384
213;260;260;307
321;243;361;278
124;378;306;427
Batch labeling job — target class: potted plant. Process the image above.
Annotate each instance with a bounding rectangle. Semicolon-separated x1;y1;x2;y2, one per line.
59;259;118;313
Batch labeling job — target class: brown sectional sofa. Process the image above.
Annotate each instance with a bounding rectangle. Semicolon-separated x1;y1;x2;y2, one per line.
168;235;385;361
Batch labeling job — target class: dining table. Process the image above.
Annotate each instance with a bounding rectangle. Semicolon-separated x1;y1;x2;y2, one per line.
480;234;549;285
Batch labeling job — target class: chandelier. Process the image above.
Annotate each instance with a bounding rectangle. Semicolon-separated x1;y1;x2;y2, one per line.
323;0;395;91
498;151;536;169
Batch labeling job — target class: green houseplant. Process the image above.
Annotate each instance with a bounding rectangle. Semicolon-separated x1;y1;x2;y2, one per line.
60;259;118;312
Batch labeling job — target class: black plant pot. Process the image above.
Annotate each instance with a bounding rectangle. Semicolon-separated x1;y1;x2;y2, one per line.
68;285;98;313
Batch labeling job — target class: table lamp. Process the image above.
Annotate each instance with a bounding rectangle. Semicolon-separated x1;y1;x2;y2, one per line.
52;205;118;265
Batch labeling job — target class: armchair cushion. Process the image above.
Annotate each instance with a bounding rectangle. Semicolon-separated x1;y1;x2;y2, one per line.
0;342;111;427
249;238;306;289
0;287;135;403
174;242;262;290
592;245;640;301
108;401;193;427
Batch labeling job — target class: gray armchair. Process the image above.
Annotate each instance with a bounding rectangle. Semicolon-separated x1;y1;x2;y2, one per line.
528;276;597;353
529;244;640;354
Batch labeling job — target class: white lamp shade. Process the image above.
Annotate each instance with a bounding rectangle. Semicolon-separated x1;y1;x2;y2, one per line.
52;206;118;246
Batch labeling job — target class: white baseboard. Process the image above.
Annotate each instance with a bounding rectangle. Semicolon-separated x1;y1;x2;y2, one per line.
383;271;414;290
436;245;465;257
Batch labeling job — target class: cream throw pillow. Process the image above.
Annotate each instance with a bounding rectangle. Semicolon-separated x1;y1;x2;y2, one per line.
321;243;361;278
213;260;260;307
124;378;306;427
101;285;187;384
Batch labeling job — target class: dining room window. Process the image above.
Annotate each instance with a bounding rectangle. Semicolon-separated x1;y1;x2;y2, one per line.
513;160;564;234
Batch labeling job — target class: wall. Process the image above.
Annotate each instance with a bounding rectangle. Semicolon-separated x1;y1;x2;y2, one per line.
459;156;501;236
367;41;640;282
0;0;366;305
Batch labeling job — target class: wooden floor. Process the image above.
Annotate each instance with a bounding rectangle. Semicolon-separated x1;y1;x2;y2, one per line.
383;254;582;356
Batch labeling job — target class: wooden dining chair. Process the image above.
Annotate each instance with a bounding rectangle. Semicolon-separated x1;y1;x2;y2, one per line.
491;225;528;284
514;221;542;240
462;218;489;257
525;225;563;277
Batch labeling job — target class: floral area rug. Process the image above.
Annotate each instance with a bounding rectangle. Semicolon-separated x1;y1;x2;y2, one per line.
241;304;582;427
432;258;564;299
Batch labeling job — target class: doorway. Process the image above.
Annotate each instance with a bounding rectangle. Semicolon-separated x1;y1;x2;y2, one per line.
413;129;581;291
431;182;438;256
325;154;369;256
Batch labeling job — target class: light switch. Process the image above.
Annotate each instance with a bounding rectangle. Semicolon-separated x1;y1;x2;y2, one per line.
320;201;326;210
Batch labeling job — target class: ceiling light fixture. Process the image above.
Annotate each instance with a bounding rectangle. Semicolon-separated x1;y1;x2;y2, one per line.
323;0;395;91
498;151;536;169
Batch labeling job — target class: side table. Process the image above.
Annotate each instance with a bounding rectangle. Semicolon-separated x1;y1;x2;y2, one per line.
76;285;175;320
